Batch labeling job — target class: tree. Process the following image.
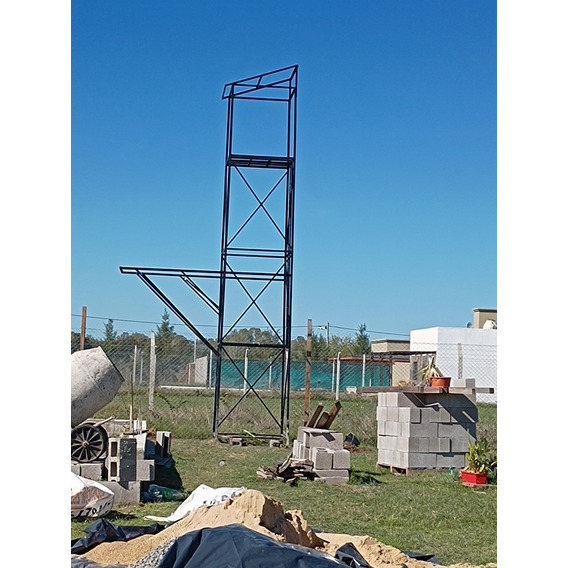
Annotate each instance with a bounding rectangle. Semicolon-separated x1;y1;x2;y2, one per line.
156;309;174;338
104;319;117;342
353;323;371;355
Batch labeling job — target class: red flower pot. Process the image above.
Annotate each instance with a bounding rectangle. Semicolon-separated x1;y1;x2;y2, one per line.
460;470;487;485
429;377;451;388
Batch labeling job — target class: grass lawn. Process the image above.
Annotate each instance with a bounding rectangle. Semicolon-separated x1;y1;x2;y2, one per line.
71;395;497;566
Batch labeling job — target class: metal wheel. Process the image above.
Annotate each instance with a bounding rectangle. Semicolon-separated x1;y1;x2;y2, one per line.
71;424;108;463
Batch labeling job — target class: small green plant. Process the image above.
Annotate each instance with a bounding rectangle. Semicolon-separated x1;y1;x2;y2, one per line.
464;435;497;474
417;355;444;384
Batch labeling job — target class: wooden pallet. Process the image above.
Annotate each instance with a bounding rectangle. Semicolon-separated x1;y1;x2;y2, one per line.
377;463;430;476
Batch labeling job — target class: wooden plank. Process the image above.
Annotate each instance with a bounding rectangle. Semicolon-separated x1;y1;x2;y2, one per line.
321;401;342;429
315;412;329;429
306;404;324;428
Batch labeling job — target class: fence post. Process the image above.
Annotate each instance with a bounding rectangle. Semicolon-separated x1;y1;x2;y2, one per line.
243;348;249;393
138;350;144;386
79;306;87;350
331;359;335;393
362;353;366;387
149;332;156;410
335;352;341;400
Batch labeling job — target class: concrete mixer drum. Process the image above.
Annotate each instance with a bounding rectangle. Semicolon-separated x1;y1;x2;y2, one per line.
71;347;125;463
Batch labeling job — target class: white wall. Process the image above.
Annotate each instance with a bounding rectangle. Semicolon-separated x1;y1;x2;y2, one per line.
410;327;497;403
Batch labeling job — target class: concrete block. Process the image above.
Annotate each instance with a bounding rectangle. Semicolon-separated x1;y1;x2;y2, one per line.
106;437;137;482
393;451;407;468
377;420;386;436
136;459;155;481
422;393;476;408
452;407;478;423
387;407;399;421
407;452;437;469
378;435;397;451
428;438;451;453
303;429;344;450
397;437;429;453
427;407;453;423
79;462;104;481
385;421;401;437
453;378;476;389
310;447;334;470
436;453;466;469
385;392;416;407
71;463;82;475
403;422;439;438
314;468;349;478
332;449;351;469
449;437;471;453
156;431;172;458
377;392;387;407
297;427;308;445
100;480;141;505
438;423;476;438
292;439;302;459
133;433;148;458
398;407;422;423
378;448;394;465
377;406;388;421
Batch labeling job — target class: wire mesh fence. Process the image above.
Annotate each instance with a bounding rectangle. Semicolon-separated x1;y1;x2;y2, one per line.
71;322;497;443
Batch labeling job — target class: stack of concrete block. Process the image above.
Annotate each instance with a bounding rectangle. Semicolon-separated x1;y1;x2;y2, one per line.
71;425;172;504
293;426;350;485
377;391;477;472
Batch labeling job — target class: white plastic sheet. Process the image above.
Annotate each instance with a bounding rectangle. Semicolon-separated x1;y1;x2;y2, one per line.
71;472;114;518
144;484;245;523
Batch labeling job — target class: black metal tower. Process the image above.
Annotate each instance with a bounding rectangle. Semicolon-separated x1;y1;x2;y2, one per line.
120;65;298;443
214;65;298;443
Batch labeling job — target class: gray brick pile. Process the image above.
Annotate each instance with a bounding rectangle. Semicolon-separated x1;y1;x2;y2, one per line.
293;426;350;484
377;391;477;472
71;419;171;504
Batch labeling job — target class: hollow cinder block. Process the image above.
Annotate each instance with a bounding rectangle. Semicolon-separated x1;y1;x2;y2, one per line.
310;447;334;470
314;468;349;479
155;431;172;458
303;428;344;450
136;459;155;481
106;437;137;482
436;453;466;469
332;449;351;469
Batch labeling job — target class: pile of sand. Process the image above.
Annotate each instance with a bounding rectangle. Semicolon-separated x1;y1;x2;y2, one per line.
81;489;496;568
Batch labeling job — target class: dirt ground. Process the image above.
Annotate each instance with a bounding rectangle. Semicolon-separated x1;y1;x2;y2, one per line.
81;489;496;568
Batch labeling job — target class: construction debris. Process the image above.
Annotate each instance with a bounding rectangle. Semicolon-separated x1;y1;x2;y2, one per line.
257;455;315;484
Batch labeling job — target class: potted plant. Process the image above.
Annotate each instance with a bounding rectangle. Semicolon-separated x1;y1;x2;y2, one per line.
418;356;451;388
461;436;497;485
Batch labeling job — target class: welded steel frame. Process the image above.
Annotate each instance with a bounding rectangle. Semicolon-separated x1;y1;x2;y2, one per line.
119;65;298;443
214;65;298;442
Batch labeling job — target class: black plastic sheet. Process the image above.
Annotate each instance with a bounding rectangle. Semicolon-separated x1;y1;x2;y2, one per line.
71;518;165;555
156;524;345;568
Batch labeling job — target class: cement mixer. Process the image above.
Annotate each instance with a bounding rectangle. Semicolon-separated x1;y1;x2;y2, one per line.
71;347;125;463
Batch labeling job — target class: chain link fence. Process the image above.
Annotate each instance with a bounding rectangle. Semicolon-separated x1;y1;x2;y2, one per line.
71;322;496;443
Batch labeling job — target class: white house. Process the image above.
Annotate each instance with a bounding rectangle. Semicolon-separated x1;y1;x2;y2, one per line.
410;308;497;404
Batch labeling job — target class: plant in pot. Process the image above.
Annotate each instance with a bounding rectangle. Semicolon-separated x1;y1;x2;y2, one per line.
418;356;451;388
461;436;497;485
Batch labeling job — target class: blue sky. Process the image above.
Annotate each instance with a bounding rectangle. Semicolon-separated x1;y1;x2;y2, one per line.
70;1;497;339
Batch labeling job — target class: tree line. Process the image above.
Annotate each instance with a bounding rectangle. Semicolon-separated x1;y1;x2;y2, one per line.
71;309;372;362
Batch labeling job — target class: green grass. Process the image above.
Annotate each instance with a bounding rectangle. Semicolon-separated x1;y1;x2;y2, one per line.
72;393;497;566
